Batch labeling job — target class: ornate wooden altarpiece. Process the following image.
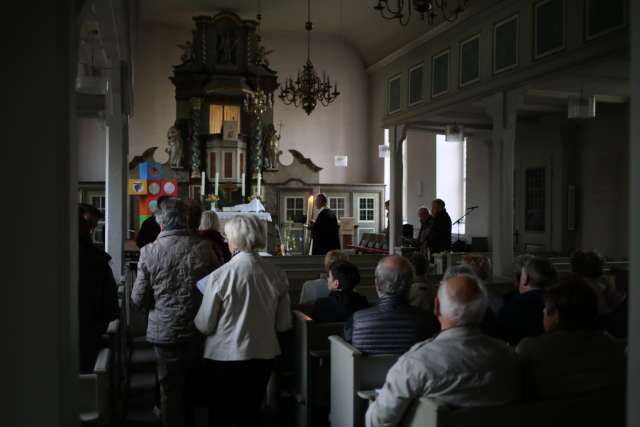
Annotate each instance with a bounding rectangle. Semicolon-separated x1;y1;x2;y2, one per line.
169;11;278;204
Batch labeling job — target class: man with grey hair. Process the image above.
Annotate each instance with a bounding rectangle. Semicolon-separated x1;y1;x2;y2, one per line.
498;256;558;345
132;197;219;427
366;268;522;427
349;255;439;354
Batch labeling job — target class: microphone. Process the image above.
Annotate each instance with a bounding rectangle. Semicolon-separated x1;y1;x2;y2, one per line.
467;205;479;210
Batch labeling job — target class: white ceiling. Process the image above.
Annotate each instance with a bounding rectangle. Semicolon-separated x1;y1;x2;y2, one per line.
140;0;451;66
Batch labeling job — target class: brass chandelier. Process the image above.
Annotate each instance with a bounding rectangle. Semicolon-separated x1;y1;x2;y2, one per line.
244;0;274;116
373;0;468;26
278;0;340;115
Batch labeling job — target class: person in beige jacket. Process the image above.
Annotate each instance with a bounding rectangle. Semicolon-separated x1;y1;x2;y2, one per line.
132;197;219;427
194;214;292;427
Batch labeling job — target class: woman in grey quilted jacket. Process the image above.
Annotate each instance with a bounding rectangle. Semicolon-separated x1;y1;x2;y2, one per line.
131;197;219;427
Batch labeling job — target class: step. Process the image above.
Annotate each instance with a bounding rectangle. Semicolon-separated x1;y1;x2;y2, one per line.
128;371;156;395
130;347;156;372
125;408;162;427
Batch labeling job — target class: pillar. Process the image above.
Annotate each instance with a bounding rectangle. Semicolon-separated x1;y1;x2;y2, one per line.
105;62;129;279
388;124;405;254
628;1;639;425
2;0;78;425
485;91;519;276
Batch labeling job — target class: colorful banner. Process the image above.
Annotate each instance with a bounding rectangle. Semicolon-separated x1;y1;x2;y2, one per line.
139;161;162;180
161;179;178;196
147;180;162;196
128;179;147;195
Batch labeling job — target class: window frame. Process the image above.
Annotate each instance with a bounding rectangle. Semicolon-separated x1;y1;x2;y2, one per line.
493;14;520;75
459;33;481;88
408;62;425;106
387;73;402;115
431;49;450;98
533;0;566;60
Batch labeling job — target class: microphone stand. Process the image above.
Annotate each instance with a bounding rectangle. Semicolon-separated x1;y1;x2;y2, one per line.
452;206;478;250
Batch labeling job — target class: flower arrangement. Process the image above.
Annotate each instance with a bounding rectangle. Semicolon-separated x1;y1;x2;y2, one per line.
246;194;262;202
206;194;220;203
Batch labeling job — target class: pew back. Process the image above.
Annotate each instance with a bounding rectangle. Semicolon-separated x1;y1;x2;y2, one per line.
401;394;625;427
79;348;112;427
293;311;344;427
329;335;399;427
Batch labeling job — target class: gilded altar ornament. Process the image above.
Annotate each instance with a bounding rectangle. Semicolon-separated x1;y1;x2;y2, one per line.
190;98;202;177
166;125;184;169
262;123;281;170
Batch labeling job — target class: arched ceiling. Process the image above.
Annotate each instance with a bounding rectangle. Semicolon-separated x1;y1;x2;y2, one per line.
140;0;457;67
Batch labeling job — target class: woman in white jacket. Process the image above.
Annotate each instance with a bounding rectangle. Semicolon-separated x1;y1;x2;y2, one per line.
194;214;292;427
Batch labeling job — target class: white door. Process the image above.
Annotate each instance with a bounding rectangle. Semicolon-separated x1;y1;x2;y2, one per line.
354;193;380;243
515;156;552;253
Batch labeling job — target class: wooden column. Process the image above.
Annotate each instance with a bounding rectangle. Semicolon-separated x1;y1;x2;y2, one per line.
628;2;640;425
3;0;78;425
388;124;405;254
105;62;129;279
485;91;521;276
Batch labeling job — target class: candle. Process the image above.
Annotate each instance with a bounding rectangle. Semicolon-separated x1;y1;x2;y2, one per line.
201;172;206;196
306;195;314;226
214;172;219;196
241;173;246;196
257;173;262;197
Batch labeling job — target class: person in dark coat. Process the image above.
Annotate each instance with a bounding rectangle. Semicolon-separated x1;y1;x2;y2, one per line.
498;256;558;345
349;255;440;354
78;215;119;373
427;198;452;255
312;260;369;323
599;268;629;339
311;193;341;255
136;196;169;249
198;210;232;264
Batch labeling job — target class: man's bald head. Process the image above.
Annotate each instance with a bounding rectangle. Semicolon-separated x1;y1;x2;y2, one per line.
437;269;488;327
375;255;414;297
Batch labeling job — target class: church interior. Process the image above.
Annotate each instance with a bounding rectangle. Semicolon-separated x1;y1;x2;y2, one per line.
4;0;640;426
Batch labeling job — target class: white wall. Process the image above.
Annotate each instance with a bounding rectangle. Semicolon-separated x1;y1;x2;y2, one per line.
129;23;187;165
576;104;629;259
129;23;370;184
465;136;490;239
404;130;436;231
265;32;369;183
78;117;106;182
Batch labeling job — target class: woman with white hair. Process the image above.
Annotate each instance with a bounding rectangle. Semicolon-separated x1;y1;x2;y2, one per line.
194;214;292;427
198;210;231;263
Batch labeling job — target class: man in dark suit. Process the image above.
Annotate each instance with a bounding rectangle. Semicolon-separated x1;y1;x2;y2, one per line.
427;198;452;255
498;256;558;345
311;193;341;255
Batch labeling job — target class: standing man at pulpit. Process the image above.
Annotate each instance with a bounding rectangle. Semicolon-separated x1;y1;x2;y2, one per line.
311;193;341;255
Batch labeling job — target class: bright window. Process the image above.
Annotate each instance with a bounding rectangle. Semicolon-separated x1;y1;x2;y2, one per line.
436;134;467;234
209;104;241;134
329;197;346;219
359;198;375;221
285;197;305;222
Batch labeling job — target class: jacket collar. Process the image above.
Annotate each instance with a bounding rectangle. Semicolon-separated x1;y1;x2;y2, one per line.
434;326;482;341
377;294;409;307
158;229;191;238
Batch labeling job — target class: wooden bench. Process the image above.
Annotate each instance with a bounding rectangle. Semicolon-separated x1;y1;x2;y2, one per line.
400;393;625;427
329;335;400;427
292;311;345;427
79;348;112;427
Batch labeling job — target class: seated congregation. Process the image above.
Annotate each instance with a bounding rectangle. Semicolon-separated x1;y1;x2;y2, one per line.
79;197;629;427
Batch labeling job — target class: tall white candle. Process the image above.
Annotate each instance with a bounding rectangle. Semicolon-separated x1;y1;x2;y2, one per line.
241;173;246;196
257;173;262;197
214;172;219;196
201;172;206;196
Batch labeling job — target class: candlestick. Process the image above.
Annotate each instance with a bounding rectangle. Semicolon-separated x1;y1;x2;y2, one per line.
241;173;246;196
257;173;262;197
214;172;219;196
201;172;206;196
306;195;314;226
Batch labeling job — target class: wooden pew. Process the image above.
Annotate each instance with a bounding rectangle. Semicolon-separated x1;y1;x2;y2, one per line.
79;348;112;427
400;393;625;427
329;336;399;427
292;311;345;427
